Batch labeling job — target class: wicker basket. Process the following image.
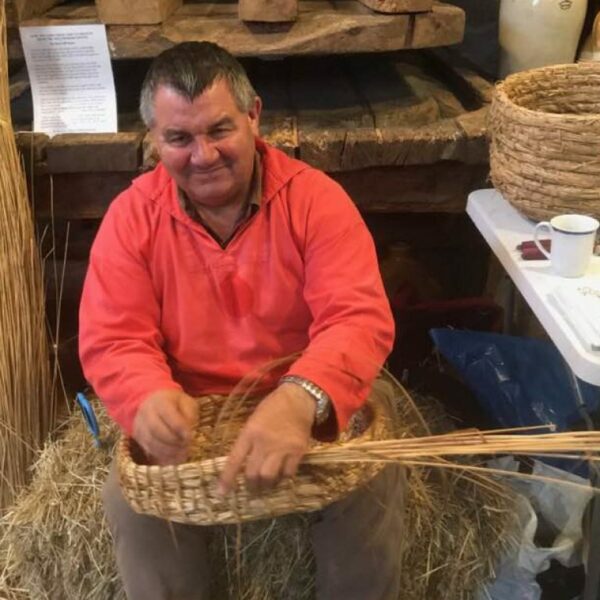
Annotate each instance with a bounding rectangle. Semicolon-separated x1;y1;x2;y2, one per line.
118;390;394;525
489;62;600;221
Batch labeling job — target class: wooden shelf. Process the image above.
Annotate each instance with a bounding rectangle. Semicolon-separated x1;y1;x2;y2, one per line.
12;50;492;218
9;1;465;60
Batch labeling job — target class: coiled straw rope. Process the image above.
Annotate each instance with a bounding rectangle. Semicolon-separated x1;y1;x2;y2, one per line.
489;62;600;221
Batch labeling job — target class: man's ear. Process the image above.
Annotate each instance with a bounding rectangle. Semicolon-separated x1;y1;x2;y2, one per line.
248;96;262;136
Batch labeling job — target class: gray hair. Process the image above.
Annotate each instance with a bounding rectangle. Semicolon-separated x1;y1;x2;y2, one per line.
139;42;257;128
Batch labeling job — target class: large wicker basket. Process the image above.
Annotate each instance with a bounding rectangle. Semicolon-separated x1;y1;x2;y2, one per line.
118;389;394;525
489;62;600;221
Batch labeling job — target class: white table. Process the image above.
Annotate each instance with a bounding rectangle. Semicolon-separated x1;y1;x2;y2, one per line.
467;188;600;387
467;188;600;600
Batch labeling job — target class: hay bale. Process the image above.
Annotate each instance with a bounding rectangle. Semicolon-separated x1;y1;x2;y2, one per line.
0;393;517;600
0;407;124;600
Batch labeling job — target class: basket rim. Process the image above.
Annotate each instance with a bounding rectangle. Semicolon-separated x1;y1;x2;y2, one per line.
494;62;600;123
119;395;387;474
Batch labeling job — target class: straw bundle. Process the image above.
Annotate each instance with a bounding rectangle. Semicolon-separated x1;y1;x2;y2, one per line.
489;62;600;221
0;393;517;600
0;2;54;508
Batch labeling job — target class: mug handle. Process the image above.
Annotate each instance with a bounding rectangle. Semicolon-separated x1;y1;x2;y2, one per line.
533;221;552;259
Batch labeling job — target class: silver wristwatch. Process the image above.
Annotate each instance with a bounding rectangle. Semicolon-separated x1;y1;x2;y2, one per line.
279;375;332;426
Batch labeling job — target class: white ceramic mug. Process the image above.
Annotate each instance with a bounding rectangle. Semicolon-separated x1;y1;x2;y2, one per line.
534;214;599;278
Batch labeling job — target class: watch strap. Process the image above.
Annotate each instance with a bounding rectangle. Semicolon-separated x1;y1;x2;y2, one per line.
279;375;331;426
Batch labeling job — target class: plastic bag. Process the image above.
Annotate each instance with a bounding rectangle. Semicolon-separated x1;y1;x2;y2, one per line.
430;329;599;432
479;458;592;600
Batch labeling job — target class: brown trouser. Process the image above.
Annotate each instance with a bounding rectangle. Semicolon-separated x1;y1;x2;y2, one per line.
103;460;405;600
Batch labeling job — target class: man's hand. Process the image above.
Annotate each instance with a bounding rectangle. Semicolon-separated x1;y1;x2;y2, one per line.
218;383;316;495
133;389;198;466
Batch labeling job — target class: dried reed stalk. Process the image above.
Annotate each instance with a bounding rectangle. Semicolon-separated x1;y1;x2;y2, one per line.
0;3;53;508
304;427;600;465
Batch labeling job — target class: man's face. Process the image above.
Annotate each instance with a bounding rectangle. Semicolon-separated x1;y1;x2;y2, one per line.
151;78;261;210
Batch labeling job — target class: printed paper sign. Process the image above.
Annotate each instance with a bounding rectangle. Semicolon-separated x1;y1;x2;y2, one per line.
20;24;117;136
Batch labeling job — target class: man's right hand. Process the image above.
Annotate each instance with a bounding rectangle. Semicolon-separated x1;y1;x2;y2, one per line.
132;389;198;465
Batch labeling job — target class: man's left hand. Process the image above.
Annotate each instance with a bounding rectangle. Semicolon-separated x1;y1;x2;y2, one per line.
218;383;316;495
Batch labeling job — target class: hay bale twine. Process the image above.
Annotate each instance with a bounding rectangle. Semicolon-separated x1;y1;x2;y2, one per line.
489;62;600;222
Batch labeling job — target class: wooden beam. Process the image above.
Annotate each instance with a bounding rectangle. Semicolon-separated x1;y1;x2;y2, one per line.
412;4;466;49
31;172;134;219
355;0;432;14
10;0;61;22
248;59;297;157
96;0;182;24
46;132;144;173
15;132;50;166
29;162;488;220
10;1;465;59
345;54;441;129
332;162;490;213
239;0;298;23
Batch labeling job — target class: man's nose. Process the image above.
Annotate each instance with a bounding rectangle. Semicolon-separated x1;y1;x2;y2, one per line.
190;137;219;167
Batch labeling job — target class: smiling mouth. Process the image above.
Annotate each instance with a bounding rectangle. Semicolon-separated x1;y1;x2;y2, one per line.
190;166;225;176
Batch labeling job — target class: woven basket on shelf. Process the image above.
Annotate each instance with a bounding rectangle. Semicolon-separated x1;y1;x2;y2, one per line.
489;62;600;221
118;389;394;525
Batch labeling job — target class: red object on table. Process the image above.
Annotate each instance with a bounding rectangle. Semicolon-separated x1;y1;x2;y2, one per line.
517;239;551;260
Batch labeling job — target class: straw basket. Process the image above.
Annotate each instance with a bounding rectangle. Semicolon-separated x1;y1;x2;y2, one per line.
118;392;394;525
489;62;600;221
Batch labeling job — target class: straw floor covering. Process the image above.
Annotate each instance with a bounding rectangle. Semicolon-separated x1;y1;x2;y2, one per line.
0;393;517;599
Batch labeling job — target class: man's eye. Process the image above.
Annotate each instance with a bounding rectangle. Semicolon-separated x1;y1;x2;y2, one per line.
167;135;189;146
211;127;231;138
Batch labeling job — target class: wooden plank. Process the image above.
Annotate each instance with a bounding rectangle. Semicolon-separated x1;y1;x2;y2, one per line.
15;132;49;166
96;0;182;24
142;132;159;171
31;172;134;219
454;107;488;165
29;162;488;219
292;53;489;171
412;4;465;49
423;49;494;110
6;0;18;26
11;0;61;22
332;162;489;213
356;0;432;14
46;132;144;173
346;54;440;129
297;107;489;172
290;56;373;172
10;1;465;59
239;0;298;23
390;55;466;118
247;59;297;156
9;67;30;101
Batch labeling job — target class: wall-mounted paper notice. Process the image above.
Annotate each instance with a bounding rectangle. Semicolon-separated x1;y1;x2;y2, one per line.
19;24;117;136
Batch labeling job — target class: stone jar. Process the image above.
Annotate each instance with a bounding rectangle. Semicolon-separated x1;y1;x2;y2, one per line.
499;0;588;78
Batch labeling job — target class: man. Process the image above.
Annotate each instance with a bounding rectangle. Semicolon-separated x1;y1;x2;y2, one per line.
79;42;404;599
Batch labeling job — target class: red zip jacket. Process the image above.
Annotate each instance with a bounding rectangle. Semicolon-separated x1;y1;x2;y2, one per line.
79;140;394;435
